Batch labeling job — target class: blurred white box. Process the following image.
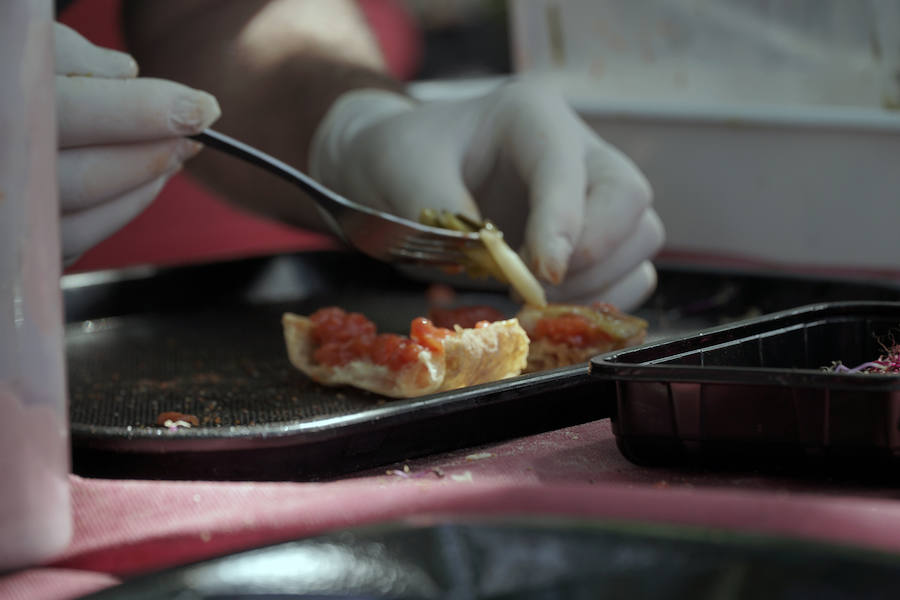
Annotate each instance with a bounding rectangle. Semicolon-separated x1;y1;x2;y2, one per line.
509;0;900;108
503;0;900;276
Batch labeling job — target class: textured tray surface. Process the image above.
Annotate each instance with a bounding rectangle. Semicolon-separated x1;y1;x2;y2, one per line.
64;252;900;479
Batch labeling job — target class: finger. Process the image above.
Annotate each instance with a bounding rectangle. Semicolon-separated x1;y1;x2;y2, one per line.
547;209;665;302
567;141;654;272
59;138;202;213
61;171;176;261
57;76;220;148
351;146;481;222
502;104;588;285
559;260;658;311
54;23;137;78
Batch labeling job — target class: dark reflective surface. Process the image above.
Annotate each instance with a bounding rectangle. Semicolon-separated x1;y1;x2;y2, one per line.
80;519;900;600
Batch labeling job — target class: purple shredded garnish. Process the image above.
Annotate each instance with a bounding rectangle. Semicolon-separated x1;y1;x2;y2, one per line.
826;343;900;374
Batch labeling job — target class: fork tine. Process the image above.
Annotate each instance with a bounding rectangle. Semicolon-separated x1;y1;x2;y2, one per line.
388;244;468;264
399;235;470;248
384;227;487;265
393;234;477;255
401;231;482;250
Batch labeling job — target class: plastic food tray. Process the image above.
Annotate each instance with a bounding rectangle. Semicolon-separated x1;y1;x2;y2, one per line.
64;250;900;481
590;302;900;467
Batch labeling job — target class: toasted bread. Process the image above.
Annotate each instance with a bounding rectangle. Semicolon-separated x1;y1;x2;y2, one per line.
282;311;529;398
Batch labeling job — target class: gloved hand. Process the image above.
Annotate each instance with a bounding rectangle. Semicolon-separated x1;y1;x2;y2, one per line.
55;23;220;265
309;79;664;310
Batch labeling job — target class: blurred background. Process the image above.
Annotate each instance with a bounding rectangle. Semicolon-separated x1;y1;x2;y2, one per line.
403;0;511;79
60;0;900;281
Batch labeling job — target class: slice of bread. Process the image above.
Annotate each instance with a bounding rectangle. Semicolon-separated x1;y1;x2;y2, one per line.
282;312;529;398
516;303;647;371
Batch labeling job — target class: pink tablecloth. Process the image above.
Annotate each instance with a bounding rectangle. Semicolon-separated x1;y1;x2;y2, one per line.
4;419;900;600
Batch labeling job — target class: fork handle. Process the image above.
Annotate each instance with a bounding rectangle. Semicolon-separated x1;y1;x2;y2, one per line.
189;129;347;209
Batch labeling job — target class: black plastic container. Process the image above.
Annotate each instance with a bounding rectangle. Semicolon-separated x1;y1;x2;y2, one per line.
590;302;900;467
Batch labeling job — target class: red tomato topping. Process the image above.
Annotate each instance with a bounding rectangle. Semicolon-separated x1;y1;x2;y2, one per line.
309;307;376;345
428;306;505;330
313;333;375;367
309;308;452;370
533;313;613;348
410;317;452;352
311;307;376;367
369;333;423;371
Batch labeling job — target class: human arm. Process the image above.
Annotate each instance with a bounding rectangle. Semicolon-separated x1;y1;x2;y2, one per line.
121;0;663;309
120;0;403;231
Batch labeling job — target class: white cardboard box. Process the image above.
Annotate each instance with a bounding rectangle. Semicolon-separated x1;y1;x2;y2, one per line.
419;0;900;276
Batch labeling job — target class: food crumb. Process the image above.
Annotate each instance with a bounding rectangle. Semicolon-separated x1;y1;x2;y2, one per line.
387;466;445;480
465;452;493;461
155;411;199;428
450;470;474;483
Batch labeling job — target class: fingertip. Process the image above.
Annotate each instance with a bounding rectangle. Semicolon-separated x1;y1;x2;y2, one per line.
527;233;574;285
85;48;139;78
544;255;658;306
111;51;139;78
611;261;658;311
519;168;586;285
54;22;138;78
169;89;222;135
177;139;205;162
647;209;666;253
582;261;658;312
91;48;139;78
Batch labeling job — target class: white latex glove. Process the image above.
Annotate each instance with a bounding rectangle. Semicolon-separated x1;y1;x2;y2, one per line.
55;23;221;264
310;79;664;311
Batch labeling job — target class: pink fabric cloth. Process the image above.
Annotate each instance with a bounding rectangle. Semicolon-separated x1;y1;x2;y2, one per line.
4;420;900;600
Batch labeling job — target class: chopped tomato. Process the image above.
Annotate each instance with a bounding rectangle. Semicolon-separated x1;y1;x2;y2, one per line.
533;313;613;348
428;305;505;330
369;333;423;371
309;307;376;345
314;333;375;367
410;317;452;352
309;308;452;370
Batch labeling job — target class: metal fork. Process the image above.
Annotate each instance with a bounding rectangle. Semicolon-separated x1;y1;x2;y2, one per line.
191;129;482;266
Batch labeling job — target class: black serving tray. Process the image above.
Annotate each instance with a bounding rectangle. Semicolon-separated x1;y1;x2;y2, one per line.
591;301;900;467
64;251;900;480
